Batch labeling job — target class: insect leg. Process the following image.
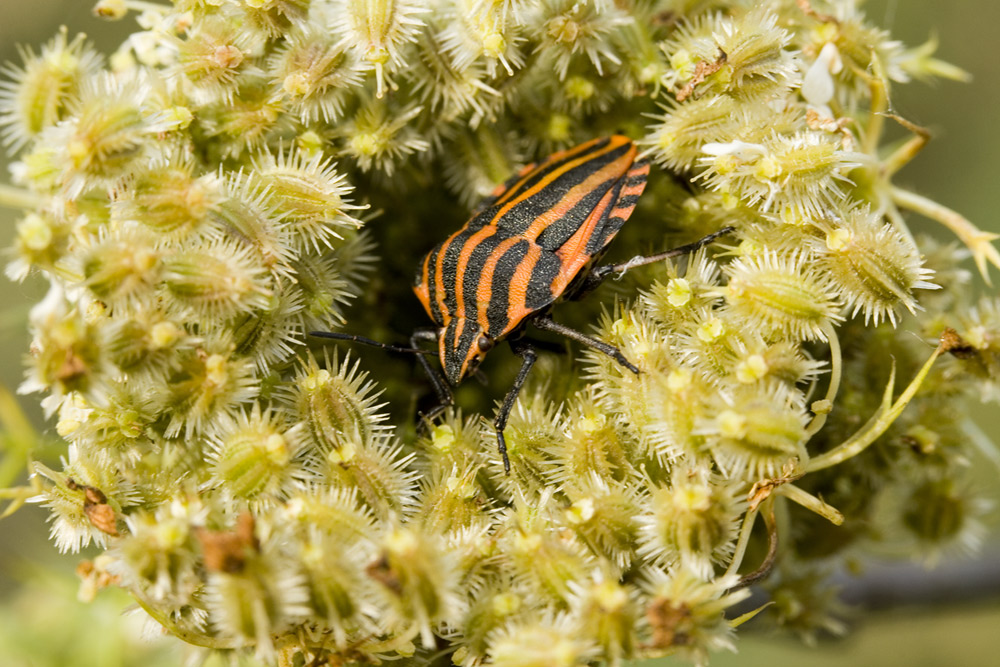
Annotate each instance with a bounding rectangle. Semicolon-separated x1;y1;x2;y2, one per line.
580;226;736;294
494;341;538;474
410;328;454;424
531;316;639;375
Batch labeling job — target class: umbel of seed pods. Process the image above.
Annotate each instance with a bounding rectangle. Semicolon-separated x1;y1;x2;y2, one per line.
314;136;731;471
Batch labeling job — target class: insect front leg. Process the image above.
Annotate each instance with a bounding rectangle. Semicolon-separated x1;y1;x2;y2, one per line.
411;328;454;424
494;341;538;474
532;316;639;375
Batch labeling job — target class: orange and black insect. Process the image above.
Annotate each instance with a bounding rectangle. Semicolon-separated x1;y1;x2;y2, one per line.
314;136;731;472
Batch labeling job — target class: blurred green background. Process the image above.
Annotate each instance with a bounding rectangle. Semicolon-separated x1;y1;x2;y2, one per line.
0;1;998;665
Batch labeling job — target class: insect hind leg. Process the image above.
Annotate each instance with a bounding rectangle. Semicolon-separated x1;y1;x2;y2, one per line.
578;226;735;296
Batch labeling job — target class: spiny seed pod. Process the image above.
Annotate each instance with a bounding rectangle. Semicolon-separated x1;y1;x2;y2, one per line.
561;475;642;571
418;412;492;480
416;461;490;535
640;567;748;664
250;147;364;251
239;0;311;39
699;132;860;221
568;576;640;666
488;394;564;497
367;525;461;647
409;29;502;125
535;0;629;80
162;348;259;439
33;454;137;553
339;97;429;175
172;15;252;102
331;0;427;98
206;404;311;507
270;25;365;124
115;502;202;603
64;386;158;463
81;225;161;310
489;612;599;667
640;95;741;171
547;393;635;486
25;293;111;401
7;211;74;280
698;383;809;480
641;250;723;329
901;478;988;563
56;72;168;195
0;29;101;149
452;584;523;666
325;434;419;520
723;250;842;342
112;159;221;241
817;206;937;325
284;489;380;648
161;239;274;321
439;0;525;77
199;75;286;159
203;538;311;655
638;466;745;578
500;492;593;605
287;351;388;455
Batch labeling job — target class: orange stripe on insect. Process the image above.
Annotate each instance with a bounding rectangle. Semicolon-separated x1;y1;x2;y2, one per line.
491;140;602;208
521;151;636;242
473;235;525;322
489;139;626;225
551;186;620;295
504;242;545;328
454;225;498;324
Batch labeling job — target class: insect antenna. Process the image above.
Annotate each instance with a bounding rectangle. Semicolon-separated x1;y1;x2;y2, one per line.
309;331;435;356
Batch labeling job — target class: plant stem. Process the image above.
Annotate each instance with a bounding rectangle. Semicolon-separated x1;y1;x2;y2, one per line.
891;186;1000;282
0;184;39;210
777;483;844;525
807;335;946;472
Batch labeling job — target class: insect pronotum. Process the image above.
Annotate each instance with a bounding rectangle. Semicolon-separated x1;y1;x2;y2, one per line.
314;135;732;472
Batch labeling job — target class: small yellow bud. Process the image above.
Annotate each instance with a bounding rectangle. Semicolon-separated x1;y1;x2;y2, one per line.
755;155;782;180
736;354;768;383
667;368;693;392
548;17;580;43
349;132;382;157
565;498;595;524
565;75;595;100
697;316;724;342
297;130;325;156
547;113;572;142
205;354;227;386
718;410;746;438
431;424;457;452
328;440;357;464
826;228;852;251
18;214;53;251
670;48;695;80
667;278;692;307
483;32;505;56
492;592;521;615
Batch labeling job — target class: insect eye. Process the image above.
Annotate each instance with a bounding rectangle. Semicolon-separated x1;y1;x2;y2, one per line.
476;335;494;353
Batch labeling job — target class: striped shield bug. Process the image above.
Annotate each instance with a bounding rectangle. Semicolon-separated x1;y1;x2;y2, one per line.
314;135;732;472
